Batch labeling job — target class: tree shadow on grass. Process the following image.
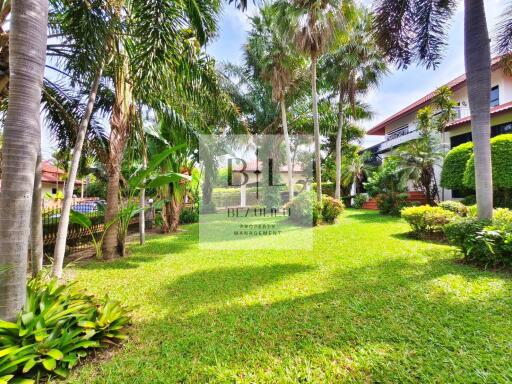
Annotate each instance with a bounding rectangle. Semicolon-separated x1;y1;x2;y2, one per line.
108;255;512;383
75;228;196;270
161;263;315;309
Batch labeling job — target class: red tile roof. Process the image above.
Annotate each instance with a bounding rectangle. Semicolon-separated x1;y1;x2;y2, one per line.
445;100;512;130
367;56;505;136
41;161;82;185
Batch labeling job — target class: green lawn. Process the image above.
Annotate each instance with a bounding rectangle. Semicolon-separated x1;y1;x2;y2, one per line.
67;210;512;383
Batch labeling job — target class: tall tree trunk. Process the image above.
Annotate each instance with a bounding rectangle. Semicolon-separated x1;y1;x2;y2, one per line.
52;67;103;277
280;97;294;202
311;54;322;202
139;141;147;245
30;147;44;277
169;196;182;232
335;89;344;200
464;0;493;219
0;0;48;321
103;53;133;260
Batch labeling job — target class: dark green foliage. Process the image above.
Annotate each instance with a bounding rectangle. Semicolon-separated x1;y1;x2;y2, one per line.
286;191;320;226
180;205;199;224
401;205;457;236
376;192;409;216
321;195;344;224
85;180;107;199
0;277;130;382
438;200;468;216
440;142;473;190
364;159;408;215
352;194;368;209
462;195;476;206
444;209;512;266
463;134;512;189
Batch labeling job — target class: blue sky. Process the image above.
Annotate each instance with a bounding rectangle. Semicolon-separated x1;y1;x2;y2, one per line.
41;0;509;157
205;0;508;148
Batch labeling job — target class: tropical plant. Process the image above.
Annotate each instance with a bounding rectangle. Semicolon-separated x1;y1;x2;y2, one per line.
364;158;408;215
245;4;305;201
320;5;386;199
373;0;493;219
0;277;130;381
0;1;49;321
276;0;342;202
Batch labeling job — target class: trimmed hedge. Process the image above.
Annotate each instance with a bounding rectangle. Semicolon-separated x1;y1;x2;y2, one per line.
401;205;457;236
463;134;512;189
440;142;473;190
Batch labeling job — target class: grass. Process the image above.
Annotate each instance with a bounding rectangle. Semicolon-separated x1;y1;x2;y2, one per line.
66;209;512;383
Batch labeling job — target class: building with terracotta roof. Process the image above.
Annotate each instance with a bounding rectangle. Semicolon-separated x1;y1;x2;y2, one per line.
365;55;512;201
40;161;82;198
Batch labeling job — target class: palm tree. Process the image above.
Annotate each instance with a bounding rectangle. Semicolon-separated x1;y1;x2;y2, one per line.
100;0;222;259
321;6;386;200
373;0;493;219
277;0;342;202
245;5;305;202
0;0;48;320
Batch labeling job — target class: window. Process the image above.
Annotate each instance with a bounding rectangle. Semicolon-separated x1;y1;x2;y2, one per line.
52;188;57;194
490;85;499;107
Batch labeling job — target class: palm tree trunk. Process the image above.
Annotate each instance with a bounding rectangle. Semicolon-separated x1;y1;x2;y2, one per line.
280;97;294;202
311;54;322;202
0;0;48;321
335;89;344;200
139;144;147;245
464;0;493;219
52;66;103;277
103;53;133;260
30;147;44;277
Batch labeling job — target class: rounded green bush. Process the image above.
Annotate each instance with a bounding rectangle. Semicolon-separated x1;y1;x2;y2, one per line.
438;200;468;216
401;205;457;234
440;142;473;190
286;191;320;226
463;134;512;189
321;195;344;223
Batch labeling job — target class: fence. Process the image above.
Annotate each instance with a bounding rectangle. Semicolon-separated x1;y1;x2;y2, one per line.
43;205;105;256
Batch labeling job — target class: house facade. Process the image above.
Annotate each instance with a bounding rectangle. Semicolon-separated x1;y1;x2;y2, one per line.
365;55;512;201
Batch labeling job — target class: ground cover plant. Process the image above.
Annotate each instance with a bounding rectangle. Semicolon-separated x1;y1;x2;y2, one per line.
65;209;512;383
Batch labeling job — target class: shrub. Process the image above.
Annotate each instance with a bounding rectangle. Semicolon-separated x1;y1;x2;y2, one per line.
493;208;512;230
444;210;512;266
401;205;457;235
180;205;199;224
461;195;476;206
466;204;478;217
440;142;473;190
286;191;320;226
463;134;512;190
438;200;468;216
352;194;368;209
376;192;409;216
0;277;130;381
321;195;344;223
364;159;408;216
444;217;491;259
